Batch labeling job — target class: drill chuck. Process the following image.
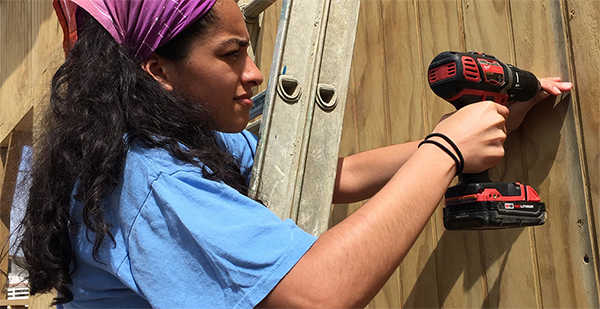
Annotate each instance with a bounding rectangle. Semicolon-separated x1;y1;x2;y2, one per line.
505;64;540;101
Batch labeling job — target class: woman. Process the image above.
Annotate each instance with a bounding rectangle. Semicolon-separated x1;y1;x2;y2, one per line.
19;0;572;308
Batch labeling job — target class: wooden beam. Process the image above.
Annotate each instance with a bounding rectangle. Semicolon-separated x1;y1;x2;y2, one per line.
29;291;55;309
0;131;14;299
0;0;63;148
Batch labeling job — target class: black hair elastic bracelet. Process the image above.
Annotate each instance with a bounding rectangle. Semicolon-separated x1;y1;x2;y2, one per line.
418;133;464;176
425;133;464;174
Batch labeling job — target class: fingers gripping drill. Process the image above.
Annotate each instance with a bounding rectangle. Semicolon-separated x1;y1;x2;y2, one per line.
428;51;546;230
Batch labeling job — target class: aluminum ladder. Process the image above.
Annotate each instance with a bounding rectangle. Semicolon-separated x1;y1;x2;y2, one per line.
239;0;361;236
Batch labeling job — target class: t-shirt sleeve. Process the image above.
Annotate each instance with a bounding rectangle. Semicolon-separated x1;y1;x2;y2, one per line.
126;169;316;308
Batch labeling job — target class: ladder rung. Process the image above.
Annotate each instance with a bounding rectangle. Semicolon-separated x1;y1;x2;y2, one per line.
249;90;266;120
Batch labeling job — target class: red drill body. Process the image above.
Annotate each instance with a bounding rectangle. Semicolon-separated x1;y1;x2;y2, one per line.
428;51;546;230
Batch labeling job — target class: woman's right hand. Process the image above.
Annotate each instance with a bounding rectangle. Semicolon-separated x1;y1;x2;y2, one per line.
432;101;509;174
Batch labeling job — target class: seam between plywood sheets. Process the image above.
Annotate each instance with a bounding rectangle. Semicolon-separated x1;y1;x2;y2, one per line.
377;0;392;148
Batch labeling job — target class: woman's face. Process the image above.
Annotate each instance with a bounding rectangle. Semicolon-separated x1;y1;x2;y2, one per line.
166;0;263;133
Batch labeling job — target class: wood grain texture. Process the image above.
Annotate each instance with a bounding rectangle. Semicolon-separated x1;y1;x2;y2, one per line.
463;1;541;307
1;1;33;144
563;0;600;293
511;0;598;307
415;1;488;308
351;0;390;153
0;0;61;144
379;0;441;308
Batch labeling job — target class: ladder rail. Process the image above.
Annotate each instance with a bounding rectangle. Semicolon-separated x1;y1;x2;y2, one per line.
249;0;361;236
295;0;361;234
287;0;333;227
249;0;333;222
248;0;292;199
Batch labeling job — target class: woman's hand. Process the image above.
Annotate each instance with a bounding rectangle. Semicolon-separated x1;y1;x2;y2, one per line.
432;101;509;174
505;77;573;133
431;77;572;174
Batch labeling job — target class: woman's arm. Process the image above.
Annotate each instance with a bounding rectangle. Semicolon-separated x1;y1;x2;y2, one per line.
268;144;456;307
332;141;420;204
258;101;509;308
332;77;573;204
257;78;572;308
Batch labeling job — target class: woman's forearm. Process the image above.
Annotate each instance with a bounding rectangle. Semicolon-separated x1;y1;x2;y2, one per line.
333;140;421;204
259;143;456;308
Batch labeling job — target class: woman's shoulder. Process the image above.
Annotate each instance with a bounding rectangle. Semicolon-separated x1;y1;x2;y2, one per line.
123;130;257;186
125;139;196;180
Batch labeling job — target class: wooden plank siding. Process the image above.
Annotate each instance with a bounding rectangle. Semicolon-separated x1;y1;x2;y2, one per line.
332;0;599;307
563;0;600;298
464;1;539;308
0;0;597;308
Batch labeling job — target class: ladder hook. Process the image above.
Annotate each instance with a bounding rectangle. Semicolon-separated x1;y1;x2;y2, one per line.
316;83;337;111
277;75;302;103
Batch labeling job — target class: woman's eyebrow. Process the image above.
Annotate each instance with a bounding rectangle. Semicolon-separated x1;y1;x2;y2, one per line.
217;37;249;48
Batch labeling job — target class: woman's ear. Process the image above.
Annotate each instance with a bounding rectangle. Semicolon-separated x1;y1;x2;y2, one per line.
141;53;175;92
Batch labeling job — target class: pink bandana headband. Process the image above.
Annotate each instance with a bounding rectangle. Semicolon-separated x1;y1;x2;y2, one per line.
53;0;217;60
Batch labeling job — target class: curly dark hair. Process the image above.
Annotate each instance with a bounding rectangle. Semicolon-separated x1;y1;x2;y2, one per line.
18;6;249;305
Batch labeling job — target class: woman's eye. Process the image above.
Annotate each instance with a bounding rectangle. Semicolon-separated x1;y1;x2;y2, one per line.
225;50;239;57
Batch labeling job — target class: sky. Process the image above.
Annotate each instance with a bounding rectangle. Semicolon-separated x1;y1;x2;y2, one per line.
9;145;32;258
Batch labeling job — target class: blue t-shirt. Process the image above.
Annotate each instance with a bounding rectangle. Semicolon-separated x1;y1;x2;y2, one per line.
64;131;317;308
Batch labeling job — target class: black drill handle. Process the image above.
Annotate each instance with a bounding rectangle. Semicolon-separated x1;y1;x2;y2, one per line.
458;170;491;184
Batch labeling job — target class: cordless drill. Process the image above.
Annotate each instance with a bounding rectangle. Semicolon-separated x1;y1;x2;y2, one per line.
428;51;547;230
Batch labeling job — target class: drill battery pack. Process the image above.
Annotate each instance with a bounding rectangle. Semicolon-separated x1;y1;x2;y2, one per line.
443;180;547;230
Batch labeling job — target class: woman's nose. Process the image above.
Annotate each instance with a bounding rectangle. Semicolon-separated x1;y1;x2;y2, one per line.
243;54;264;87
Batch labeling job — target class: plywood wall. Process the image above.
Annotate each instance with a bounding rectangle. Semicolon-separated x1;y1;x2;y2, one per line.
329;0;599;307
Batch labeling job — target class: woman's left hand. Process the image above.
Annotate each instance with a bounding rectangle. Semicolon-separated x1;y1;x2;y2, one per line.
505;77;573;133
